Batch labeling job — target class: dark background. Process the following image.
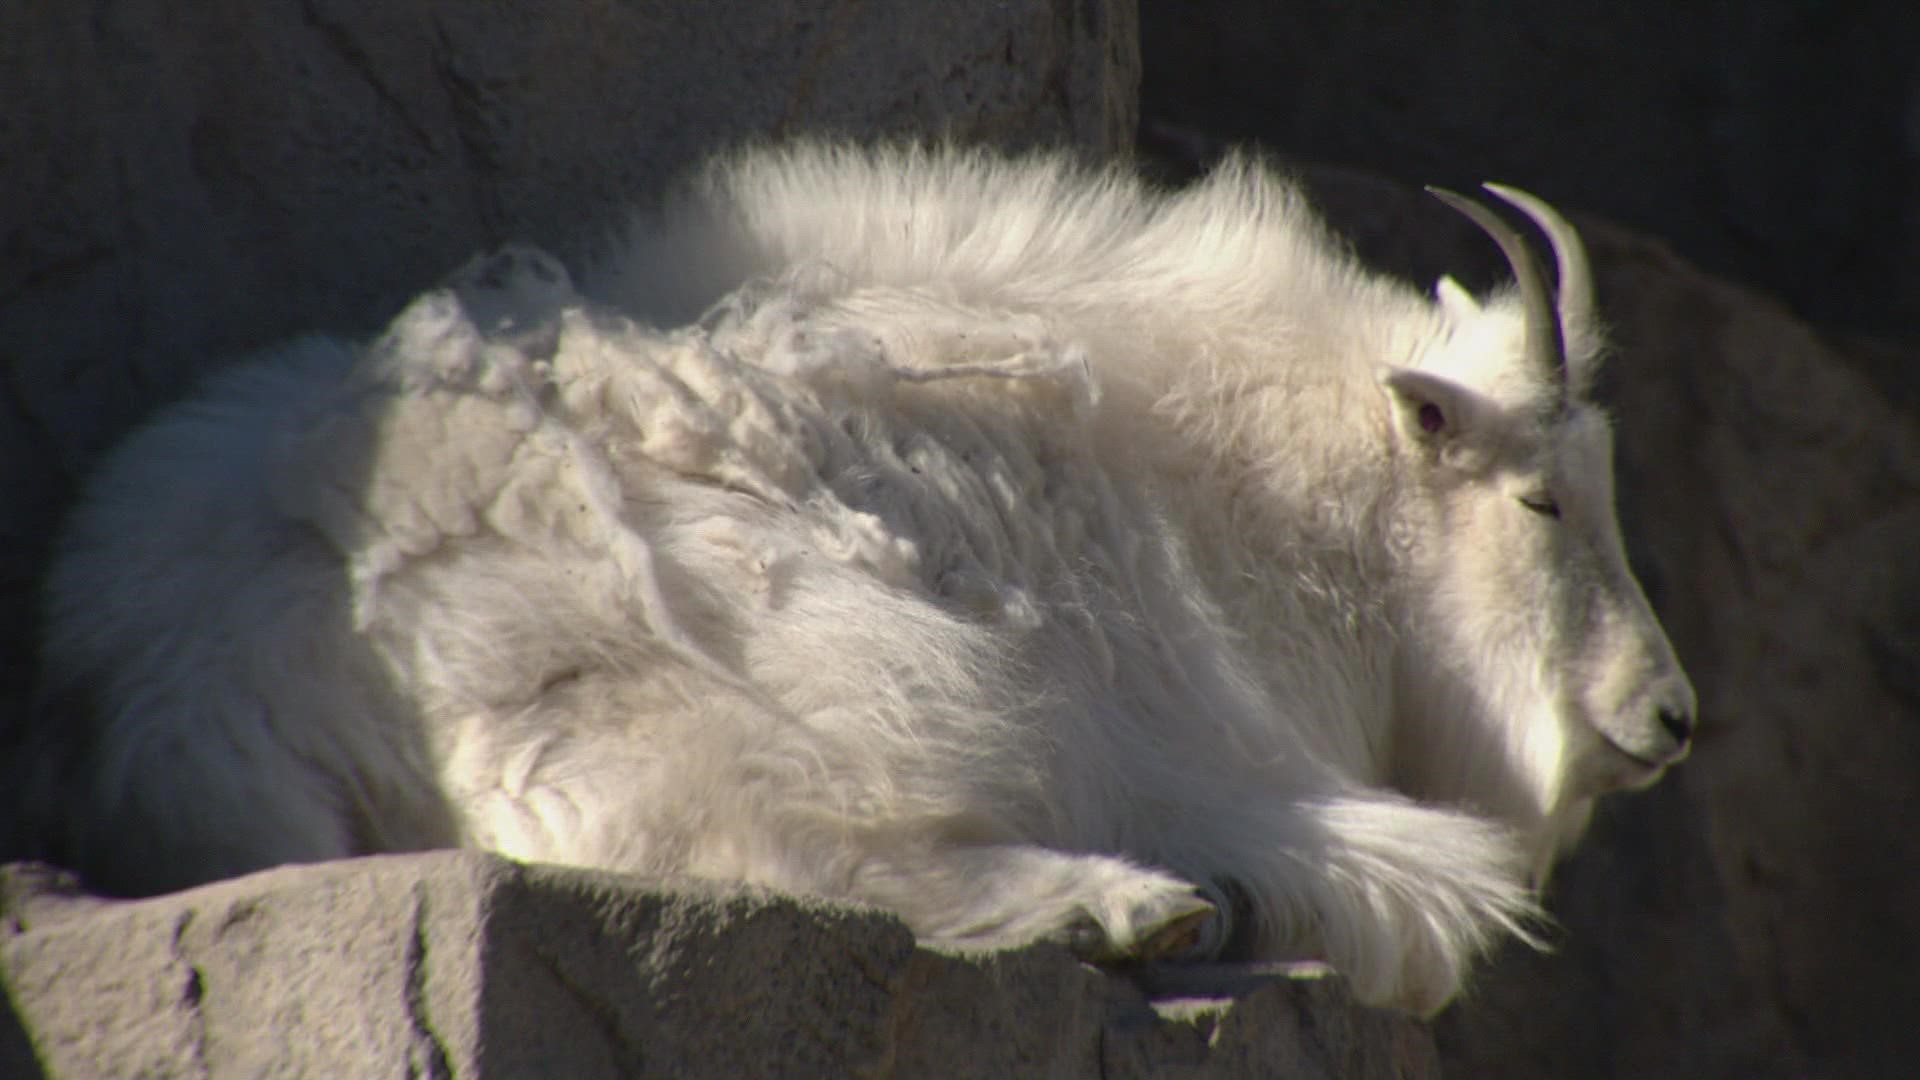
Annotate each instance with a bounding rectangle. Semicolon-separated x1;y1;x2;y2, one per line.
1141;0;1920;353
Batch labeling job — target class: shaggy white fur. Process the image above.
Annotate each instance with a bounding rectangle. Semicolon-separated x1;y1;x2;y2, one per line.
40;143;1695;1014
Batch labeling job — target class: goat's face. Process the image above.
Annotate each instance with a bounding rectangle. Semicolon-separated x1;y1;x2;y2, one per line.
1379;187;1696;845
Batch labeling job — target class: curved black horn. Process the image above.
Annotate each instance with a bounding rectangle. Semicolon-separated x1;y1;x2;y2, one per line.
1483;183;1594;345
1426;185;1568;397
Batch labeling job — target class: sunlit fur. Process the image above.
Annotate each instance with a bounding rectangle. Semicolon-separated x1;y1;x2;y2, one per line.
39;143;1693;1014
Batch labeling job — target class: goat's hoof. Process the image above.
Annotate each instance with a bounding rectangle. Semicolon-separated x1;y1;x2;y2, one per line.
1058;882;1221;965
1135;898;1221;961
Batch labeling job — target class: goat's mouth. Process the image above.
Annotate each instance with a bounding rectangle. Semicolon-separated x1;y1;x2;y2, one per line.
1594;736;1683;790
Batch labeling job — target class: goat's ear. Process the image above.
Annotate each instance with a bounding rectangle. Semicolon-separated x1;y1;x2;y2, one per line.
1433;275;1481;320
1380;367;1494;469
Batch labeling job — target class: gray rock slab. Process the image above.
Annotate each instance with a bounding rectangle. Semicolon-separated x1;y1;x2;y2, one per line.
1;852;1437;1078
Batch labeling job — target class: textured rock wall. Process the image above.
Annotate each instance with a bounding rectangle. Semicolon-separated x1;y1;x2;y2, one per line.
0;852;1440;1079
0;0;1139;769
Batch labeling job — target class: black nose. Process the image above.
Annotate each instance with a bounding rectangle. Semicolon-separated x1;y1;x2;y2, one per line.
1658;708;1694;745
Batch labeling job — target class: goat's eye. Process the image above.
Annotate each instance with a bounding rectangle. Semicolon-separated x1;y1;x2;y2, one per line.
1519;495;1562;519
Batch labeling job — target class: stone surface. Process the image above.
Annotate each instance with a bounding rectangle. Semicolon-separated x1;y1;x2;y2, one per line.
0;0;1140;777
0;852;1439;1079
1285;164;1920;1079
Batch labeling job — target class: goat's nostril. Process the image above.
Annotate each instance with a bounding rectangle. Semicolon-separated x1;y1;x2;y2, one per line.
1658;708;1694;745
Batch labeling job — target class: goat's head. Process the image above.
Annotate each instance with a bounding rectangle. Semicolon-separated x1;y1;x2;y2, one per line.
1379;185;1695;873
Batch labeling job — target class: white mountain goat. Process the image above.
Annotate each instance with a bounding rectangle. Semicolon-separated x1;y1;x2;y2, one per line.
38;144;1695;1014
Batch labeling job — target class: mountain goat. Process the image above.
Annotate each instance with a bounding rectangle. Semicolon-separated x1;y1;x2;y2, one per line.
38;143;1695;1014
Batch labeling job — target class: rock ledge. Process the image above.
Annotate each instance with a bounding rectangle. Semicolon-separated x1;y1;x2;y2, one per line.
1;851;1436;1078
